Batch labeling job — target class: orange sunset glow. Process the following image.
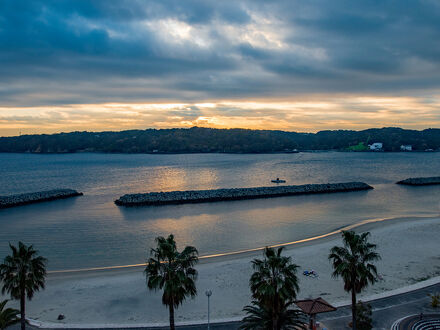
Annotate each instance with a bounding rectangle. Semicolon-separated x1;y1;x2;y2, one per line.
1;95;439;136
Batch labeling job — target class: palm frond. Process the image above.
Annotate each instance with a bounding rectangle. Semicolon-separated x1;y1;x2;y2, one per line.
243;247;304;329
0;242;47;301
240;300;307;330
0;299;20;330
145;234;199;309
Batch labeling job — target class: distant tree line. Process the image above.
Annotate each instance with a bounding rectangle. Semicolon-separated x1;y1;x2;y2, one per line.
0;127;439;153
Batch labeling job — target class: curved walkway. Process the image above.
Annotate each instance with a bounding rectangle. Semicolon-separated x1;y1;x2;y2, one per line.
391;314;440;330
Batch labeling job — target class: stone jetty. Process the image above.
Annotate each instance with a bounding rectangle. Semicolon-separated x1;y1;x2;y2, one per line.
115;182;373;207
0;189;83;209
397;176;440;186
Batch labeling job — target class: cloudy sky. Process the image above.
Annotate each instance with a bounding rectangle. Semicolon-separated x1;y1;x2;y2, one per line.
1;0;440;136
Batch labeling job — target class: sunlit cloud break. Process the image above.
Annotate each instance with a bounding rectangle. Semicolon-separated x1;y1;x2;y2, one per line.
1;95;439;136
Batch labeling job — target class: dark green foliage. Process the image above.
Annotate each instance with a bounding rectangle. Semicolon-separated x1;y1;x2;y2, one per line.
241;301;306;330
329;231;380;330
0;300;19;330
241;247;306;330
1;127;439;153
355;301;372;330
145;234;198;330
0;242;47;330
428;292;440;308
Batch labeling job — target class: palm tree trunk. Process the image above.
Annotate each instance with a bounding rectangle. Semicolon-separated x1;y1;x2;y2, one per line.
20;292;26;330
273;297;278;330
272;306;277;330
351;289;356;330
169;303;175;330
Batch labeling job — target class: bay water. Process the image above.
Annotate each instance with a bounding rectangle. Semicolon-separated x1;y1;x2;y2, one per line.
0;152;439;270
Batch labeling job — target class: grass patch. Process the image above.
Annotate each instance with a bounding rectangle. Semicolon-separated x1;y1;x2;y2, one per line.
347;142;368;151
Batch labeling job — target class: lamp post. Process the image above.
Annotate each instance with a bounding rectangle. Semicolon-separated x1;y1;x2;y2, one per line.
205;289;212;330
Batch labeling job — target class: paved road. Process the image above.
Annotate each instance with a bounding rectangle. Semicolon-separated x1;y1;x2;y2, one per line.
10;323;241;330
8;283;440;330
320;283;440;329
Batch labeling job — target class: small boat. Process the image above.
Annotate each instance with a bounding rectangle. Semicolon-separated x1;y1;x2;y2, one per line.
271;178;286;183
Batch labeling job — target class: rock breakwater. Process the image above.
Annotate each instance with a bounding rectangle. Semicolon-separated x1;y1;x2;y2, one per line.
0;189;83;209
115;182;373;207
397;177;440;186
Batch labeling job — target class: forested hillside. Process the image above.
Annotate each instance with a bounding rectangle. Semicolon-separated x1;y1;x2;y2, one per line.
0;127;439;153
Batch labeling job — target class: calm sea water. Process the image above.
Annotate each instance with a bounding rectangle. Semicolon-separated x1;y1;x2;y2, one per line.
0;152;439;271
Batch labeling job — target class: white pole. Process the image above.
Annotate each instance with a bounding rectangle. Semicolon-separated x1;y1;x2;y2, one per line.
205;290;212;330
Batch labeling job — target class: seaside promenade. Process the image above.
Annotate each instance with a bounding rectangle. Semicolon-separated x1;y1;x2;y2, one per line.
9;282;440;329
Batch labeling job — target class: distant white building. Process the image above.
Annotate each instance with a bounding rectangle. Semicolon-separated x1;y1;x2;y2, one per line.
369;142;383;151
400;145;412;151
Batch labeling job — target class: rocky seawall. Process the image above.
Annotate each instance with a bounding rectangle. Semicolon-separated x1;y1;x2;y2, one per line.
0;189;83;209
397;177;440;186
115;182;373;207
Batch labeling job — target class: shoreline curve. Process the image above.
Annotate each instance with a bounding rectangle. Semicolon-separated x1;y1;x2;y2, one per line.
47;214;437;275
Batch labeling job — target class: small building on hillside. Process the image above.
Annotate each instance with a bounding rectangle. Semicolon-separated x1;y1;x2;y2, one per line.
400;144;412;151
369;142;383;151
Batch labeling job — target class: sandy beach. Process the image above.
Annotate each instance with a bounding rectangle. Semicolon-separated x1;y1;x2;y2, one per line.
3;216;440;327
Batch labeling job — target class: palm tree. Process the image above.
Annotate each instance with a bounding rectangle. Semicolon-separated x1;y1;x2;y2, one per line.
145;234;198;330
0;242;47;330
241;247;306;330
241;300;306;330
0;300;19;330
329;231;380;330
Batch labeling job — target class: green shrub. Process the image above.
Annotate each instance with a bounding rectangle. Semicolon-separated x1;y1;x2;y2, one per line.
356;301;373;330
428;293;440;308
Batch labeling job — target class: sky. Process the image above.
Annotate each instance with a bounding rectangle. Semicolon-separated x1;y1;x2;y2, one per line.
1;0;440;136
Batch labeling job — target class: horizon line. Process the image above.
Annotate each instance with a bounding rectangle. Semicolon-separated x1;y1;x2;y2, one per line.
3;125;440;139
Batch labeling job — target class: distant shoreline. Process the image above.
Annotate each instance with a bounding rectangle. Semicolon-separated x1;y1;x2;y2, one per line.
0;149;438;155
1;127;439;153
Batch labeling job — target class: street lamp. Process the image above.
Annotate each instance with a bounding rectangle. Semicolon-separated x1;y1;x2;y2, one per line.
205;289;212;330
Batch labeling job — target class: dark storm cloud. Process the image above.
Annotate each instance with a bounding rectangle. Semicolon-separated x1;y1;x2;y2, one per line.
0;0;440;106
278;0;440;73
